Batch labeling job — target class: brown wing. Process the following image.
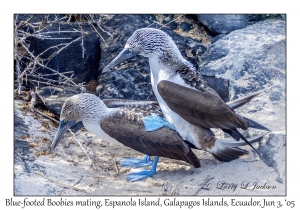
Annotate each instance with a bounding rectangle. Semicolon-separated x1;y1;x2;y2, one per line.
100;113;200;168
157;80;248;130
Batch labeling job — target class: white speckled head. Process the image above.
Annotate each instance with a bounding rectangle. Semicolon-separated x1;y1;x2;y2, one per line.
102;28;192;73
125;28;181;58
61;93;111;124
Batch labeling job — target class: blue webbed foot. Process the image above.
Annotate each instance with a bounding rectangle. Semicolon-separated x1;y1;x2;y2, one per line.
143;115;175;131
126;169;156;182
126;157;159;182
120;155;152;168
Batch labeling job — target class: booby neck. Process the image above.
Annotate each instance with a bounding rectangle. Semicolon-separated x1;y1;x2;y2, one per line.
149;48;196;70
149;54;195;86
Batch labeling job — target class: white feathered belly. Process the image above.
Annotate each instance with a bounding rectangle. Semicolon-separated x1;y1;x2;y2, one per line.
83;121;124;146
150;67;202;148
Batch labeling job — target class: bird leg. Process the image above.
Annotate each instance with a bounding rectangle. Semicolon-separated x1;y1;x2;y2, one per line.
120;154;152;168
126;156;159;182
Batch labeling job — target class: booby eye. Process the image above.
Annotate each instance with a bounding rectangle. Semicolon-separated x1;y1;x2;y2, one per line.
64;119;68;123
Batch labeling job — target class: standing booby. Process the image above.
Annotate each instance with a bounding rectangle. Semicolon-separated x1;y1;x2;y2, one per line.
50;93;266;181
50;93;200;181
103;28;269;156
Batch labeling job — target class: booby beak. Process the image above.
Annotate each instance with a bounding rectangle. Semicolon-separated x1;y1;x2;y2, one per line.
102;48;139;73
50;119;76;152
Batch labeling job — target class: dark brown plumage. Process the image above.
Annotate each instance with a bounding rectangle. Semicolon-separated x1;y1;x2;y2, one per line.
157;80;248;130
100;116;200;168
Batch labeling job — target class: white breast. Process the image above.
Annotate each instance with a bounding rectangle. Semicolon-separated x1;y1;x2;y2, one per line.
149;58;202;148
83;121;124;146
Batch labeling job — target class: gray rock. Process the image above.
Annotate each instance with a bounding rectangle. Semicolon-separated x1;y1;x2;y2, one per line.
202;76;230;102
14;111;35;174
211;34;226;44
26;22;100;86
199;18;286;181
162;14;178;30
98;68;155;100
258;133;286;183
180;22;193;32
200;19;286;98
197;14;261;35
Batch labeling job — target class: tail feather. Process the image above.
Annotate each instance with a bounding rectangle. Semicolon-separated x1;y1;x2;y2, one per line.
243;117;270;131
217;132;269;147
208;132;269;162
231;128;260;155
224;91;270;143
211;147;248;162
226;92;261;110
222;129;241;141
224;92;270;133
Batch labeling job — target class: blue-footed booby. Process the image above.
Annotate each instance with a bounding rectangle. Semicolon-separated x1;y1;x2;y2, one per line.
103;28;270;158
50;93;200;181
50;93;266;181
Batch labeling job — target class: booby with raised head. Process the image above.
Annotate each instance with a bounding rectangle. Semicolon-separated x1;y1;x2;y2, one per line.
50;93;266;181
103;28;270;157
